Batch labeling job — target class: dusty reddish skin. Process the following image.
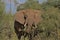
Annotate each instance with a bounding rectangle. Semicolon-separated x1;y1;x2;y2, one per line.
14;9;42;33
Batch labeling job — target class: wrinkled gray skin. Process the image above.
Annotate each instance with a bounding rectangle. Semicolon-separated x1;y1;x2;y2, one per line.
14;9;42;40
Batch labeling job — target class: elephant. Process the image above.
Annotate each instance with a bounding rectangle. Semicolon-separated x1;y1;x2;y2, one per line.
14;9;42;40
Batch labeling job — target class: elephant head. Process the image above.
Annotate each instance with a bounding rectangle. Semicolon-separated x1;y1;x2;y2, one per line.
14;9;42;28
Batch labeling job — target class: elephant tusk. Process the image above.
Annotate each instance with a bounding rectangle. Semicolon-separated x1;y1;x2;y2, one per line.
24;23;26;27
24;23;27;31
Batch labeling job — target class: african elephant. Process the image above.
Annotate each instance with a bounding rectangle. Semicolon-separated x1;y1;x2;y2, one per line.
14;9;42;40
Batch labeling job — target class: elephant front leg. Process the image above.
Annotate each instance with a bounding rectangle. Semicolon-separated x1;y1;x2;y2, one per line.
15;31;21;40
17;34;21;40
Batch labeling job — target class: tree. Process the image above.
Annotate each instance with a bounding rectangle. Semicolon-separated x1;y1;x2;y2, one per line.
25;0;40;9
17;0;42;11
0;0;4;16
0;0;5;24
47;0;60;9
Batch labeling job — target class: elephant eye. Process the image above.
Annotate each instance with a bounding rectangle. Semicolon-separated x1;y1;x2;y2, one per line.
22;13;26;19
24;16;26;19
24;15;27;20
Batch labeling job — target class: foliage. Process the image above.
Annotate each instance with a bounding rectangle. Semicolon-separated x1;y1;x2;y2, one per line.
17;0;42;11
0;0;5;22
47;0;60;9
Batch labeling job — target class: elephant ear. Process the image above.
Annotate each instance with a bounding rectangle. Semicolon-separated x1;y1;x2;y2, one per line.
14;10;26;24
34;10;42;24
